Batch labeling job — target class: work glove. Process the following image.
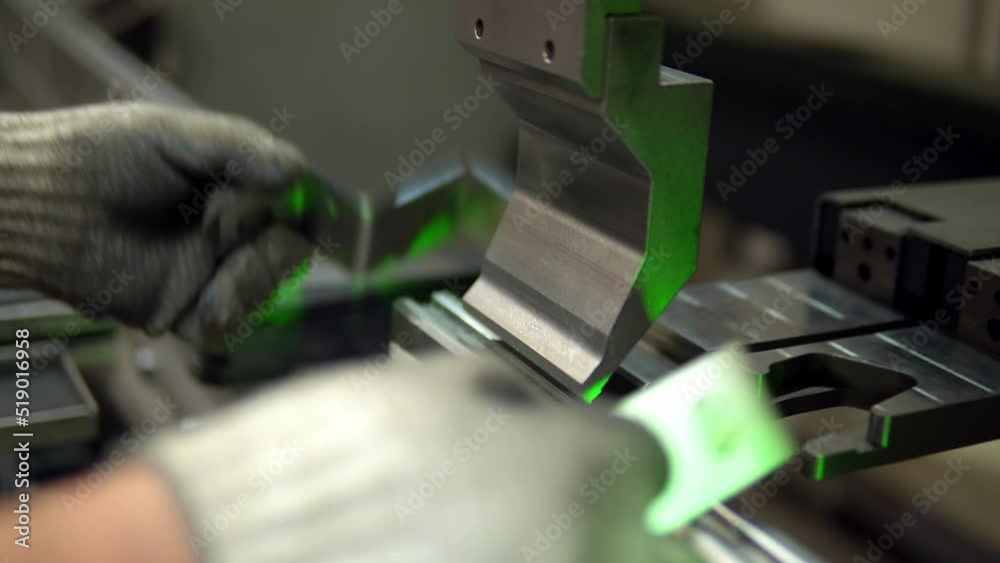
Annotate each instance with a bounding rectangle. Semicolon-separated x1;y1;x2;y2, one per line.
0;103;310;341
143;354;674;563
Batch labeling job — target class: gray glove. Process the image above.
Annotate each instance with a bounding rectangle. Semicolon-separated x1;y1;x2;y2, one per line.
143;355;671;563
0;103;310;339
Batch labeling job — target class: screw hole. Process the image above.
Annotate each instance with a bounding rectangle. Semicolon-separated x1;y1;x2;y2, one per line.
885;247;896;261
863;237;873;251
543;40;556;63
858;263;872;282
474;18;484;39
988;319;1000;342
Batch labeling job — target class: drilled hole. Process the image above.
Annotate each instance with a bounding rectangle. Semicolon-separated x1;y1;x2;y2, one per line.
988;319;1000;342
543;40;556;63
885;247;897;262
474;18;484;39
858;263;872;282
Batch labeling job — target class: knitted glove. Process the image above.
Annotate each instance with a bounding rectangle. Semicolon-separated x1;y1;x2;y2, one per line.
143;354;670;563
0;102;309;339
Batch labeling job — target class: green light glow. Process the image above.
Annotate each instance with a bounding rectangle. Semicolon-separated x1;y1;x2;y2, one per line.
266;260;311;327
360;199;374;224
615;348;793;535
407;212;456;259
326;197;339;220
582;374;612;404
813;456;827;481
881;416;893;449
581;0;642;97
352;255;402;296
288;183;307;218
603;18;710;324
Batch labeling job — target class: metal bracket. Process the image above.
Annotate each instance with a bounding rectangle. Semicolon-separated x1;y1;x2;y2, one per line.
456;0;713;391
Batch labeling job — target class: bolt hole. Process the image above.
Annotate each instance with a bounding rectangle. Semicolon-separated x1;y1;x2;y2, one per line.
858;263;872;282
543;40;556;63
863;237;873;251
474;18;484;39
885;247;896;262
988;319;1000;342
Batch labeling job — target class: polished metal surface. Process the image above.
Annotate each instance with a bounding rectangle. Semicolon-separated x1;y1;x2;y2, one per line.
654;269;1000;479
650;269;908;362
459;2;712;392
457;0;590;91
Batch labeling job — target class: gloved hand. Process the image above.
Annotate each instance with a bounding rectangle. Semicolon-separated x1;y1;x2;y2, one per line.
0;103;310;340
143;355;672;563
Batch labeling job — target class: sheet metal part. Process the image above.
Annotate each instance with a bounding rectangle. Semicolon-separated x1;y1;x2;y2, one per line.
457;0;713;392
649;270;910;363
653;270;1000;479
746;327;1000;479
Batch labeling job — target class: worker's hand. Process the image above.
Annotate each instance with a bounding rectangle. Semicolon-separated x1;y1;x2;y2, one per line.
143;355;671;563
0;103;310;340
